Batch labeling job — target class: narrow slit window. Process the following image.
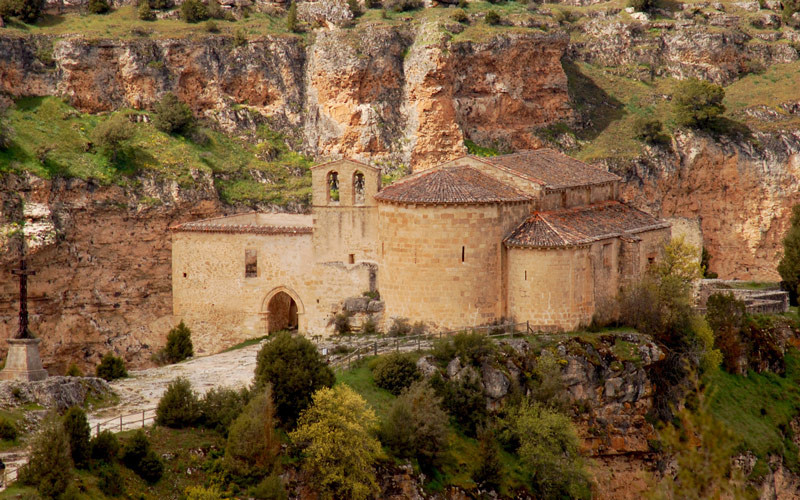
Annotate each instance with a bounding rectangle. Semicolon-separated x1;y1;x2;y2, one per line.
245;249;257;278
524;270;527;281
461;246;465;263
327;171;339;204
348;253;355;264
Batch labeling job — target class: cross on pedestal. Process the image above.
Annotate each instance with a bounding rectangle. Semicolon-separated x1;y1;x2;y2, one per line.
11;258;35;340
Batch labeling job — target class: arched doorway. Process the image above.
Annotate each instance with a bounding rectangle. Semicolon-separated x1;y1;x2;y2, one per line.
262;287;304;334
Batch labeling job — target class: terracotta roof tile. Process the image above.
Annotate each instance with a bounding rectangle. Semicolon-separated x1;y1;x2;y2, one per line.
170;213;312;235
375;165;532;205
504;201;669;248
480;149;620;189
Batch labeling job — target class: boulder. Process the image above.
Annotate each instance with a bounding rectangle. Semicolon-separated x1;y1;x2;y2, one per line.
446;357;462;379
482;365;510;399
752;13;781;29
0;376;113;411
416;355;439;377
344;296;370;313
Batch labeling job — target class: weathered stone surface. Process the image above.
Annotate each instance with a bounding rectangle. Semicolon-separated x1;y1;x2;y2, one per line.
416;355;439;377
0;376;112;411
344;296;370;313
481;364;510;399
446;357;462;379
0;338;48;382
297;0;353;27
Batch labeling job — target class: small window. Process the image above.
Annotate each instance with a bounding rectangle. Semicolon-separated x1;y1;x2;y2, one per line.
353;171;365;205
327;171;339;204
461;246;465;263
524;270;527;281
348;254;355;264
647;254;656;266
183;272;187;278
245;249;257;278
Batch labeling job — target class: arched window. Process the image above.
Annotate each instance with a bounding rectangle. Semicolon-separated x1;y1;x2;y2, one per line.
353;171;365;205
327;171;339;204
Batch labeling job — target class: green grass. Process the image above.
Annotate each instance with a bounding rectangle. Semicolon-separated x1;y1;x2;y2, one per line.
0;97;311;205
222;335;269;352
722;281;781;290
335;358;396;420
707;348;800;465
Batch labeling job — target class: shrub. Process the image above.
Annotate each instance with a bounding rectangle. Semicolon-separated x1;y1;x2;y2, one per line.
672;78;726;129
290;385;381;500
453;330;495;365
430;373;486;436
233;28;248;47
96;352;127;381
97;463;124;497
91;113;134;163
121;430;163;483
0;0;44;23
19;415;73;500
383;0;422;11
199;386;249;435
65;363;83;377
0;108;11;151
629;0;655;12
248;475;289;500
206;0;223;18
472;427;502;490
152;92;194;135
156;377;201;428
334;312;351;335
348;0;361;16
388;317;411;336
451;8;468;22
361;316;379;335
254;331;335;427
90;430;120;462
138;0;155;20
371;353;420;395
88;0;110;14
0;418;18;441
779;205;800;305
782;0;800;25
181;0;208;22
185;485;227;500
224;385;280;479
163;320;194;363
205;19;219;32
63;407;91;468
379;381;449;471
634;117;668;145
529;351;569;410
287;0;298;32
364;0;374;7
499;399;591;499
484;9;500;24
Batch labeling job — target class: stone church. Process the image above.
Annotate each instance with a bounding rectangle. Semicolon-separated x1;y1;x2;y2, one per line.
170;150;670;350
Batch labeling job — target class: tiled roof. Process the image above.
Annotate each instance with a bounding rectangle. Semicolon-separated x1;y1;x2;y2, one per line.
374;165;532;205
504;201;669;248
480;149;620;189
170;213;313;235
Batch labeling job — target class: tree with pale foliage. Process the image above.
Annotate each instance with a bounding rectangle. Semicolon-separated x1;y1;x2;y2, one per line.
290;385;381;500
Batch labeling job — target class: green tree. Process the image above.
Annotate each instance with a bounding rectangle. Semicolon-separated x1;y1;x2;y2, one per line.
96;352;127;380
290;385;381;500
163;320;194;363
634;117;668;144
156;377;201;428
778;205;800;304
371;353;420;395
253;331;335;427
672;78;726;129
121;430;163;483
472;427;502;490
90;113;134;163
629;0;655;12
224;385;280;479
138;0;156;20
484;9;500;24
88;0;110;13
379;381;449;472
90;430;120;462
287;0;298;32
181;0;208;22
152;92;194;135
199;386;249;435
0;0;44;23
19;415;73;499
499;399;591;499
63;406;91;468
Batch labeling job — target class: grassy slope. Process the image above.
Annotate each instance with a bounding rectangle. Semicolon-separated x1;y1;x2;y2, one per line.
0;96;312;205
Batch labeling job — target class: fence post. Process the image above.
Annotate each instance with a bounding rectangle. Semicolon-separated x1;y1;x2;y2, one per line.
395;339;399;353
417;337;420;352
119;415;122;432
374;342;377;356
96;423;99;437
142;410;145;428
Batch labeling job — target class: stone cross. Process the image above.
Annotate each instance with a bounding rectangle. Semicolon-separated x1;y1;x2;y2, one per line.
11;258;35;340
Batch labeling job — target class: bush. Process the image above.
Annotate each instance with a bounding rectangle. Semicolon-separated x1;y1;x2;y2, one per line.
152;92;194;135
233;28;248;47
472;427;502;490
199;386;249;435
91;113;135;163
484;9;500;24
348;0;361;16
224;385;280;479
287;0;298;32
451;8;468;22
499;399;591;499
206;0;223;18
65;363;83;377
782;0;800;25
96;352;127;381
97;463;124;497
430;373;486;436
0;418;18;441
254;331;335;427
88;0;110;14
383;0;422;11
334;312;351;335
181;0;208;22
19;415;73;500
0;0;44;23
290;385;381;500
156;377;201;428
185;486;227;500
138;0;155;20
0;108;11;151
529;351;569;410
162;320;194;363
205;19;219;32
673;78;726;129
379;381;449;471
634;117;668;145
248;475;289;500
121;430;163;483
371;353;420;395
629;0;655;12
388;317;411;336
90;430;120;462
63;406;91;468
361;316;379;335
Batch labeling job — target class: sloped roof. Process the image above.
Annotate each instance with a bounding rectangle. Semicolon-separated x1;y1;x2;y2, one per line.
310;158;380;171
170;213;313;235
504;201;669;248
374;165;532;205
480;149;620;190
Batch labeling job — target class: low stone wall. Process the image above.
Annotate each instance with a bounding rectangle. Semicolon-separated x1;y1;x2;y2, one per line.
697;280;789;315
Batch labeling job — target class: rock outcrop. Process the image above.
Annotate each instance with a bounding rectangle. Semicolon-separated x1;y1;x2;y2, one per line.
0;375;113;411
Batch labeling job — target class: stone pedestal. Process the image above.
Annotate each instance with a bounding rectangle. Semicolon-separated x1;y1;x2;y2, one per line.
0;338;48;381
